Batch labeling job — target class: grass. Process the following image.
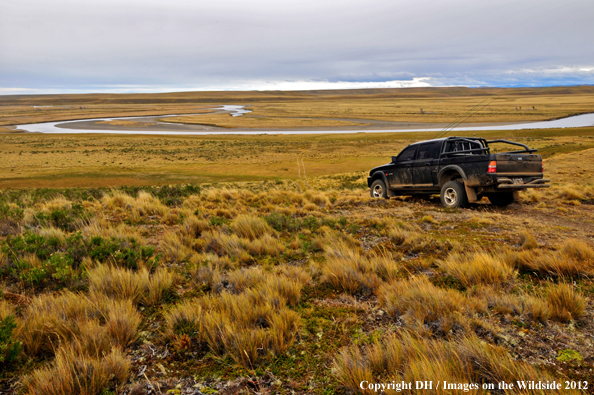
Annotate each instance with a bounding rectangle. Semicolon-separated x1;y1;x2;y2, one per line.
438;251;516;288
1;87;594;392
0;177;592;392
334;332;573;395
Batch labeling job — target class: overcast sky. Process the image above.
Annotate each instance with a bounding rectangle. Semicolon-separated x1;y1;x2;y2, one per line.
1;0;593;94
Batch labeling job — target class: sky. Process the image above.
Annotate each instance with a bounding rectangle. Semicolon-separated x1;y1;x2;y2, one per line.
1;0;593;94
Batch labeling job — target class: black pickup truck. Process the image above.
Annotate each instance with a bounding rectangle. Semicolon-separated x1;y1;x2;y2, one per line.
367;136;550;207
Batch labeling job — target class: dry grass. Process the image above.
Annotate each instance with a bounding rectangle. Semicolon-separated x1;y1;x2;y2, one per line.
378;276;472;336
504;240;594;278
1;141;594;393
165;290;300;366
88;265;175;307
17;291;141;356
231;214;273;240
321;235;400;295
547;283;586;322
23;345;129;395
519;231;540;250
334;331;567;395
438;252;516;288
165;264;307;366
0;299;16;320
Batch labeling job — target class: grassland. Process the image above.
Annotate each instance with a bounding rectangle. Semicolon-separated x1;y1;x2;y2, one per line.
1;126;594;189
0;143;592;393
0;87;594;394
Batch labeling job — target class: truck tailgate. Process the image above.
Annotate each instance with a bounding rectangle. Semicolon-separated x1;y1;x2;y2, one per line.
495;153;542;174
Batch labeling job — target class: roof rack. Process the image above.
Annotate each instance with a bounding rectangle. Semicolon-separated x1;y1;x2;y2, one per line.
486;139;538;154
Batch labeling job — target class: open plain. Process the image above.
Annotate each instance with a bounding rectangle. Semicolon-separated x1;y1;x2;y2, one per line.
1;87;594;394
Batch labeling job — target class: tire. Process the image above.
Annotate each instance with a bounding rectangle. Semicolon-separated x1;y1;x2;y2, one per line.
488;193;515;207
440;181;468;208
370;179;388;199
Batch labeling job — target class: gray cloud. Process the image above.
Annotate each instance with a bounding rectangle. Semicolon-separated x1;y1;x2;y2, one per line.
1;0;593;93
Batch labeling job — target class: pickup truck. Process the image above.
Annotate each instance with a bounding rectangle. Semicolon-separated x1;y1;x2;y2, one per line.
367;136;550;207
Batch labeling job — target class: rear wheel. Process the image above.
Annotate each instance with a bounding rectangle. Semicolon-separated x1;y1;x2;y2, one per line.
440;181;468;208
488;193;515;207
370;179;388;199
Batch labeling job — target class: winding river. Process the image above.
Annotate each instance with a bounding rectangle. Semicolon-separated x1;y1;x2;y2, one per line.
14;106;594;135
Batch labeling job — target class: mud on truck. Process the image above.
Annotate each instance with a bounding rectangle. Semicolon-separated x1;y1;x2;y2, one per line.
368;136;550;208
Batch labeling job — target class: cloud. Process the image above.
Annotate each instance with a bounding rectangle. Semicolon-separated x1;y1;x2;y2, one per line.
1;0;593;93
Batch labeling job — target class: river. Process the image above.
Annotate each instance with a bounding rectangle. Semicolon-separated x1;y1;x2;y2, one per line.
14;106;594;135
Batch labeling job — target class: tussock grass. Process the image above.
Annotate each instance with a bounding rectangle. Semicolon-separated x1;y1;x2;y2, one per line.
561;239;594;263
321;235;400;295
519;231;539;250
102;190;168;219
0;299;16;320
231;214;273;240
334;332;566;395
166;265;307;365
504;240;594;278
160;231;195;263
165;290;300;366
439;252;516;288
88;265;175;307
17;291;141;357
23;345;129;395
547;283;586;322
378;276;471;336
470;286;551;323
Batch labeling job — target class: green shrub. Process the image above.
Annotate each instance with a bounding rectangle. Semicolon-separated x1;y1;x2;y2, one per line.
35;203;88;231
87;236;157;269
0;315;21;369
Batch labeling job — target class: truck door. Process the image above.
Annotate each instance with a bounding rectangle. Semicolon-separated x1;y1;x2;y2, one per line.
412;141;442;186
388;145;416;187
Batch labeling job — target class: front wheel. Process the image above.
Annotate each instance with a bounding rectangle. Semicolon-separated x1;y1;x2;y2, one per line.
370;179;388;199
487;193;515;207
440;181;468;208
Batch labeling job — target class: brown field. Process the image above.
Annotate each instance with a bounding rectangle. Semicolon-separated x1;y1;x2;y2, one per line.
0;87;594;394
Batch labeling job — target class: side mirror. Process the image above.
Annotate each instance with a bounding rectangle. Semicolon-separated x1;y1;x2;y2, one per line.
392;156;398;163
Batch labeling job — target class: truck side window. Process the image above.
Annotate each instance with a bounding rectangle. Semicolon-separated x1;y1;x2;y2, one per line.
397;146;417;162
445;140;483;155
417;142;441;159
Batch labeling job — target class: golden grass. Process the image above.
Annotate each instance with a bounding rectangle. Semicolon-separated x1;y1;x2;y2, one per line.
23;345;129;395
17;291;141;356
378;276;471;336
547;283;586;323
88;265;175;307
165;291;300;366
504;239;594;278
439;251;516;288
231;214;273;240
321;234;400;295
334;332;568;395
0;299;16;320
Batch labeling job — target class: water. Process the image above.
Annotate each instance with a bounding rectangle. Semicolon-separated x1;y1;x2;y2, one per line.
15;107;594;136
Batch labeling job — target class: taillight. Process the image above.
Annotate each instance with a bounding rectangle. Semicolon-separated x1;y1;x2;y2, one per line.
488;161;497;173
541;163;544;173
